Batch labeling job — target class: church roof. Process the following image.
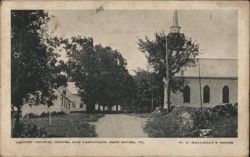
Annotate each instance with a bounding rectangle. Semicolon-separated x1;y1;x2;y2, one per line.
175;58;238;78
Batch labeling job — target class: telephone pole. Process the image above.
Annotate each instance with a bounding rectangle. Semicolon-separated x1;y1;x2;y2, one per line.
198;59;203;111
163;10;181;113
163;36;169;112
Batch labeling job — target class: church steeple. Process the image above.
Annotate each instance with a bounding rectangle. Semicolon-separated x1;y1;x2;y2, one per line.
170;10;181;33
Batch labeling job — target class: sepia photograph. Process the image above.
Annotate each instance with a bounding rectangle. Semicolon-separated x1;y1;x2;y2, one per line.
1;0;249;157
11;9;238;138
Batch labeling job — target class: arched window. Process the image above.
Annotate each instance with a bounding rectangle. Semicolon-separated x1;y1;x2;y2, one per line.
223;86;229;103
183;85;190;103
203;85;210;103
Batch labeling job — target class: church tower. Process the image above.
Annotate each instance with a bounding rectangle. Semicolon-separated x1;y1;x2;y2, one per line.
170;10;181;33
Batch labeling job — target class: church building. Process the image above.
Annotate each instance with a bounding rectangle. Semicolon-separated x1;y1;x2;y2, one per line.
169;11;238;107
172;58;238;107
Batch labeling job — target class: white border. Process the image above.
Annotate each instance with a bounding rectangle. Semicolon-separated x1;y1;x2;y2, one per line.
1;1;249;156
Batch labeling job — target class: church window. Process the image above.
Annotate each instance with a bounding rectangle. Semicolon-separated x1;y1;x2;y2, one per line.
222;86;229;103
183;85;190;103
203;85;210;103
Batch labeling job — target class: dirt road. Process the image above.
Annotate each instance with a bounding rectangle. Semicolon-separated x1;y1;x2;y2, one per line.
92;114;149;137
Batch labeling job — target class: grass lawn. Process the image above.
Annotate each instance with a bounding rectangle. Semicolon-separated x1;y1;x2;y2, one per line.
19;113;104;137
144;107;237;137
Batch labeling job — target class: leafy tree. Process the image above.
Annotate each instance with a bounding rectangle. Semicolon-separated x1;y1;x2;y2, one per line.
65;36;134;112
11;10;67;133
133;69;159;113
138;32;199;111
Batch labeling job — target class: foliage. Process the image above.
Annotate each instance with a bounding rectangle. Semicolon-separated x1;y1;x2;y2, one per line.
64;36;135;112
138;32;199;77
138;32;199;108
144;108;197;137
11;10;67;130
23;111;66;118
191;103;238;129
132;69;159;112
12;123;48;138
144;104;238;137
12;113;104;137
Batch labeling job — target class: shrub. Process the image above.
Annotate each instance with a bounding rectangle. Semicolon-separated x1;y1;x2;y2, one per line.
51;111;65;116
12;123;48;138
191;103;238;137
28;113;37;118
144;109;196;137
212;103;238;117
24;111;66;118
40;112;49;117
144;103;238;137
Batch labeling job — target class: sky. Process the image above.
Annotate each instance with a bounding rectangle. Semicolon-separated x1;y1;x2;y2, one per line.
47;10;238;74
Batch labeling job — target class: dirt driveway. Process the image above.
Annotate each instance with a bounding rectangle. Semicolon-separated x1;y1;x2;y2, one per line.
92;114;149;137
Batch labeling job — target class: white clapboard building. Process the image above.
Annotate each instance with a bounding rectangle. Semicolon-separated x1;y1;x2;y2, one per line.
22;82;86;117
172;58;238;107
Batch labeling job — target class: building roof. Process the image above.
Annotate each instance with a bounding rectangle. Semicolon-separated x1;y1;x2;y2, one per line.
67;82;79;94
57;82;81;104
175;58;238;78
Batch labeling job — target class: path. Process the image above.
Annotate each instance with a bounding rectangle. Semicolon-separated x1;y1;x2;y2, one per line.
92;114;149;137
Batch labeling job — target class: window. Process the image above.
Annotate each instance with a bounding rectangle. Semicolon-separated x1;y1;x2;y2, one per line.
80;103;84;108
223;86;229;103
183;85;190;103
63;90;66;96
61;98;64;107
203;85;210;103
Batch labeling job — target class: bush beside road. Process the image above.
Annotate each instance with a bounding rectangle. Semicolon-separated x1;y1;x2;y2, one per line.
144;104;238;137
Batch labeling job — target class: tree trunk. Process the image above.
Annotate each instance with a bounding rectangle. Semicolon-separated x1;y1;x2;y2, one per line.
49;110;51;126
14;105;21;137
98;104;101;112
159;95;162;109
116;105;118;111
108;106;112;112
86;103;95;113
167;78;171;113
151;92;154;112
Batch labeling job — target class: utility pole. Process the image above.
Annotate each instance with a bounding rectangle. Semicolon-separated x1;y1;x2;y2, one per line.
163;36;169;112
163;10;181;113
198;59;203;112
151;92;154;112
49;107;51;126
